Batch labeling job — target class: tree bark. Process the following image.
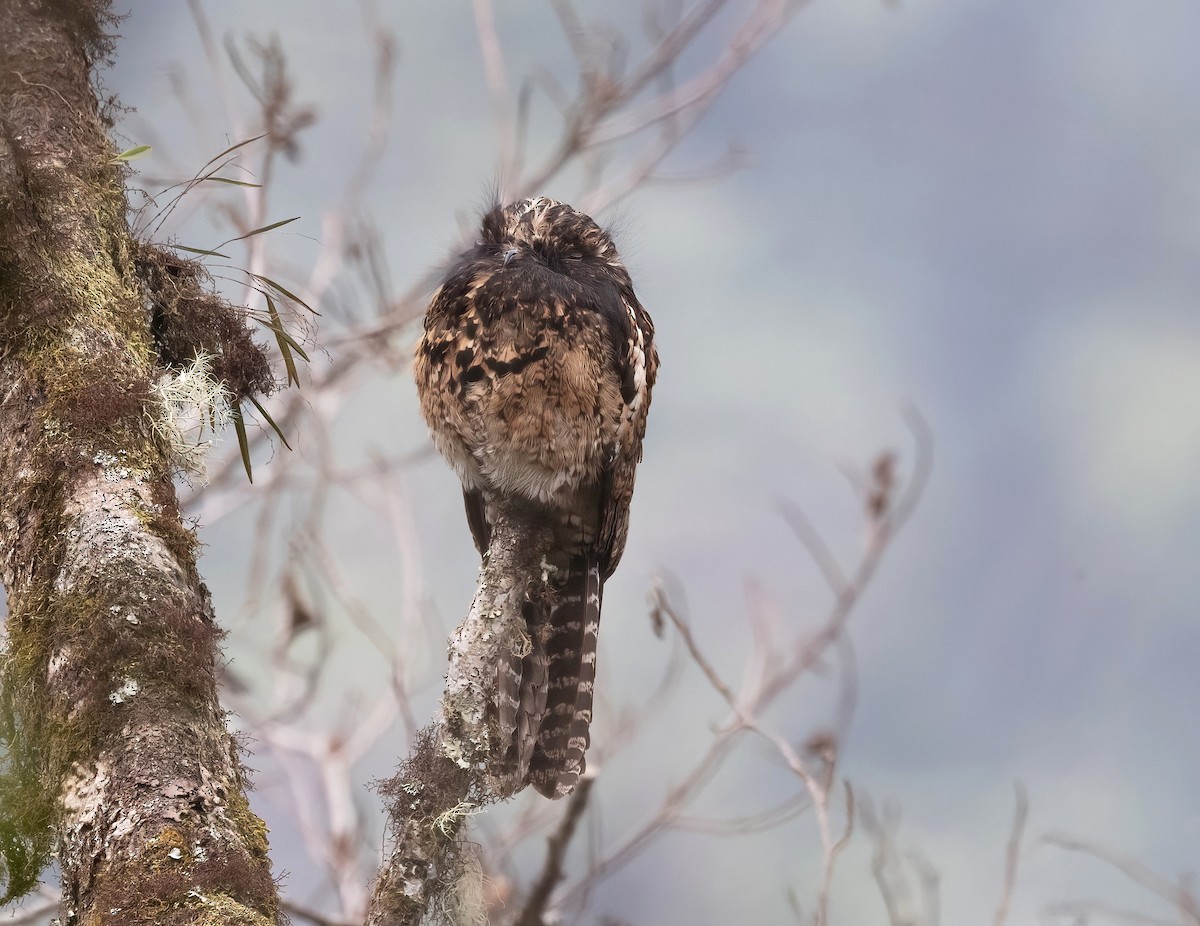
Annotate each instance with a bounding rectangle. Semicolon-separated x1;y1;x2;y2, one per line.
0;2;280;923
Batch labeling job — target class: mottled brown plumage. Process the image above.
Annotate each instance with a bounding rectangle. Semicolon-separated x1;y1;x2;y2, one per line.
415;197;657;797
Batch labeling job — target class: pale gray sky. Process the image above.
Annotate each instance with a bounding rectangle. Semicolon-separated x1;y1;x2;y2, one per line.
93;1;1200;922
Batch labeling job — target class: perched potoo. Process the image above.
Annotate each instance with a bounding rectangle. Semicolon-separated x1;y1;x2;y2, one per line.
414;197;658;798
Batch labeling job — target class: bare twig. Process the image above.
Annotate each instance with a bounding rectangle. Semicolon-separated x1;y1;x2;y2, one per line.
673;791;811;835
776;499;849;596
472;0;515;189
862;798;923;926
819;781;856;922
992;782;1029;926
513;776;596;926
554;417;930;920
281;900;359;926
1042;899;1178;926
1043;834;1200;925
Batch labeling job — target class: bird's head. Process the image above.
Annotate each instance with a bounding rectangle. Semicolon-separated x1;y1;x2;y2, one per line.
477;197;623;274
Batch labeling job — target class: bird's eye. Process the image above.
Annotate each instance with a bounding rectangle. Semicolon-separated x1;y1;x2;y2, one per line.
564;251;583;261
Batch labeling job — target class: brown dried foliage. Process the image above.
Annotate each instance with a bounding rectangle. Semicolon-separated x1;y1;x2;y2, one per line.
137;242;275;402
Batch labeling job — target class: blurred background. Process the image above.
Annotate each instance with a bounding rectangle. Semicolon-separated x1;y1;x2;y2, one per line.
51;0;1200;922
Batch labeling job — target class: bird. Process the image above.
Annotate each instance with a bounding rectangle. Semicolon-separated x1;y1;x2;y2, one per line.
414;197;658;798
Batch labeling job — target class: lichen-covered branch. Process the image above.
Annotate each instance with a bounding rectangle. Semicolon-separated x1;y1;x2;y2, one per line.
0;2;280;922
368;726;481;926
440;505;554;796
368;509;555;925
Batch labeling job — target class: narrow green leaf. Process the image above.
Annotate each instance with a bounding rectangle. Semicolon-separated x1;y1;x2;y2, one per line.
155;158;255;197
247;395;292;451
174;245;232;259
231;402;253;483
277;327;310;362
250;273;319;316
201;133;267;170
216;216;300;249
201;176;263;188
112;144;152;162
264;294;299;387
251;312;311;363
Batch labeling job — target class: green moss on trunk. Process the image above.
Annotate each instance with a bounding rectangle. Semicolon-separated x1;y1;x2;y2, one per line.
0;2;282;920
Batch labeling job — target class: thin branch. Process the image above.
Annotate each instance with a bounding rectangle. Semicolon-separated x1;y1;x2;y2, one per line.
1043;834;1200;924
559;420;930;916
758;408;933;707
549;0;591;66
301;0;397;311
558;727;743;908
862;798;920;926
281;900;359;926
1042;900;1179;926
472;0;516;190
817;781;856;922
513;776;596;926
907;847;941;926
592;0;800;146
624;0;728;97
776;499;849;596
671;791;810;835
992;781;1029;926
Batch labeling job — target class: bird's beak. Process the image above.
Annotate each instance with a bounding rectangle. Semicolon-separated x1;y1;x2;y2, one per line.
502;248;518;266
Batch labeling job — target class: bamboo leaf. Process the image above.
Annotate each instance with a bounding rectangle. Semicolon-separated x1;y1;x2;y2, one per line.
201;176;263;188
215;216;300;249
231;402;253;483
247;395;292;451
277;327;310;362
201;133;267;170
261;322;311;363
155;159;256;196
251;311;311;363
250;273;319;315
264;294;299;387
174;245;231;259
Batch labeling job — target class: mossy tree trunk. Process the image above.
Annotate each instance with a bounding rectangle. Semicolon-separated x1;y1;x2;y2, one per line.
0;2;280;923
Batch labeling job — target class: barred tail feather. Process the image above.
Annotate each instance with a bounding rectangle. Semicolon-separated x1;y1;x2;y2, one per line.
497;597;548;790
515;597;549;775
527;554;602;799
496;645;521;767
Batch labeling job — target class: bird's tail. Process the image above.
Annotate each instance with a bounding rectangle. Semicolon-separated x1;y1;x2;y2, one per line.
527;553;602;799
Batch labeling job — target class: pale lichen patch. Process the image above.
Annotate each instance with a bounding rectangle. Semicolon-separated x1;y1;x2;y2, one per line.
60;757;113;827
149;352;231;481
92;449;134;482
108;677;139;704
47;646;71;679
